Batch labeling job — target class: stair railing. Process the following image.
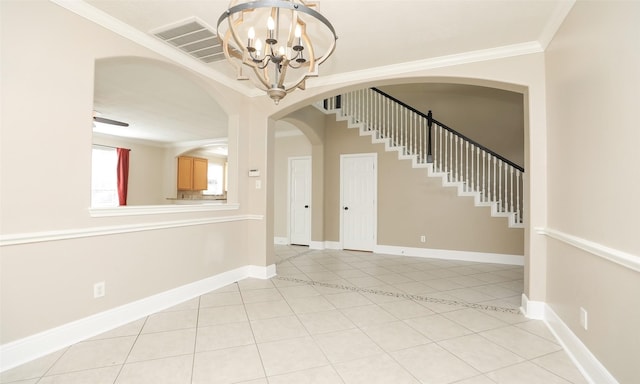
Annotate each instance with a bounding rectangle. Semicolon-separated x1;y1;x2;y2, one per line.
321;88;525;225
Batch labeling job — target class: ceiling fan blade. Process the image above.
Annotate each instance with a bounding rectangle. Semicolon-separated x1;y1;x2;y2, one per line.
93;116;129;127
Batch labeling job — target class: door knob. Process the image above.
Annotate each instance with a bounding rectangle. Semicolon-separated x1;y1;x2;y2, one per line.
344;206;349;210
304;205;309;208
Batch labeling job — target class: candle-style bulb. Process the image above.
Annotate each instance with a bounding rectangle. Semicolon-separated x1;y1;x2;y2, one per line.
267;16;275;31
295;24;301;38
248;27;255;40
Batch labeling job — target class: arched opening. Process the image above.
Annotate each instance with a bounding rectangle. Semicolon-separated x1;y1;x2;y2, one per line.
91;56;230;207
270;77;529;312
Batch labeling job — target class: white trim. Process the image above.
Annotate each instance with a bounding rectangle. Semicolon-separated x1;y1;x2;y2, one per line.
536;227;640;273
0;214;262;247
537;1;576;49
308;41;543;90
89;203;239;217
545;305;619;384
273;237;289;245
0;264;275;372
309;241;325;250
520;294;545;320
374;244;524;266
247;264;277;279
321;241;342;250
49;0;255;96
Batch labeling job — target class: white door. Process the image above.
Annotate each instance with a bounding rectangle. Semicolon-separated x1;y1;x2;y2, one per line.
289;157;311;245
341;154;376;251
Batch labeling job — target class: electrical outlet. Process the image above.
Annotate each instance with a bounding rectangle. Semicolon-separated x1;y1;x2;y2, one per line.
94;281;105;298
580;307;588;330
420;235;426;243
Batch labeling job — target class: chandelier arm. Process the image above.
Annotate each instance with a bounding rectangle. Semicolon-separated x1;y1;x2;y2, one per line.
277;58;291;89
217;0;337;103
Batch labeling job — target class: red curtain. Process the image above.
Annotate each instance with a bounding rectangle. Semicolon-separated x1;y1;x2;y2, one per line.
116;148;130;206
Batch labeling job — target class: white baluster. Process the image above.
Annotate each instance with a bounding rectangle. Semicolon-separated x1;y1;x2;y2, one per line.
498;161;502;211
470;146;475;192
377;94;381;137
452;135;456;181
475;145;480;193
364;90;369;130
509;166;514;215
516;171;521;223
465;141;469;191
482;152;487;201
458;135;462;182
400;109;404;150
445;130;449;180
492;155;497;203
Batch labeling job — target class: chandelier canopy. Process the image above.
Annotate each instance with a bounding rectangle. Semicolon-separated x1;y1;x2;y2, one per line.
217;0;337;104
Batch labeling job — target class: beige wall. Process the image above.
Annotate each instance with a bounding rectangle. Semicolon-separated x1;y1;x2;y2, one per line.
1;0;554;365
0;1;252;345
273;52;549;303
323;117;523;255
379;84;525;168
92;135;168;205
545;2;640;383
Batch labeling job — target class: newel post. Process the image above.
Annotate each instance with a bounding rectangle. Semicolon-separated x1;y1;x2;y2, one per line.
427;110;433;163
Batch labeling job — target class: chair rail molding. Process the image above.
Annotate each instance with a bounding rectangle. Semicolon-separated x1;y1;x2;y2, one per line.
535;227;640;273
0;212;262;247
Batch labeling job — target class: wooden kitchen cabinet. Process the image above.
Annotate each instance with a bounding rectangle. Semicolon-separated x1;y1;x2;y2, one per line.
177;156;208;190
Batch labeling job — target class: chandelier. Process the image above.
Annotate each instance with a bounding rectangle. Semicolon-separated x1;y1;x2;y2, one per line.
217;0;337;104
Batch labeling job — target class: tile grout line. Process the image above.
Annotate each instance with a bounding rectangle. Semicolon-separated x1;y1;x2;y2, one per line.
276;247;523;312
274;276;521;314
189;295;202;384
110;315;150;384
238;282;271;383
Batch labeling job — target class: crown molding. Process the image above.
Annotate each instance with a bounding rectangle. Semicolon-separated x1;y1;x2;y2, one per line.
537;0;576;50
49;0;256;97
51;0;560;100
308;41;544;90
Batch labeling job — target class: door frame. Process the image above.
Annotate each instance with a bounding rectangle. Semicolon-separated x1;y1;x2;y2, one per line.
339;153;377;251
288;156;312;245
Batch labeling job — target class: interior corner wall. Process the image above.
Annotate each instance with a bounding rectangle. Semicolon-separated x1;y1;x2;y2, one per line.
323;117;524;256
545;2;640;382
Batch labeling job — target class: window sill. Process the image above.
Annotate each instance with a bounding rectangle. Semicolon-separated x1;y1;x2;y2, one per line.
89;203;239;217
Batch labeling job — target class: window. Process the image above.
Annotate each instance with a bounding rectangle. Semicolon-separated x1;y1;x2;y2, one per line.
91;146;118;207
203;162;225;195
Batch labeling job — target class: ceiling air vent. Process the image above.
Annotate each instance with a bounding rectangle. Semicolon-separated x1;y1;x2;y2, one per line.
153;19;225;64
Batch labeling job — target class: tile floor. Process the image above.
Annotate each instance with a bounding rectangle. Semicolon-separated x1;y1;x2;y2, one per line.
1;246;588;384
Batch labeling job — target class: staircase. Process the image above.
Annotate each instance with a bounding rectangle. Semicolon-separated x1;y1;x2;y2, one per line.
318;88;524;228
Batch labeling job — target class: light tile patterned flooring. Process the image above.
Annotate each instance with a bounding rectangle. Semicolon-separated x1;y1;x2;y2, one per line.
1;246;588;384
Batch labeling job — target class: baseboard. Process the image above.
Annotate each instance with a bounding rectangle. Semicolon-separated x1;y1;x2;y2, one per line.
0;264;275;373
374;244;524;265
247;264;277;279
545;305;619;384
309;241;325;250
324;241;342;250
273;237;288;245
520;293;545;320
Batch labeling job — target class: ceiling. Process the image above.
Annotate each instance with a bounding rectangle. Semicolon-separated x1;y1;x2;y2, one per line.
79;0;572;144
